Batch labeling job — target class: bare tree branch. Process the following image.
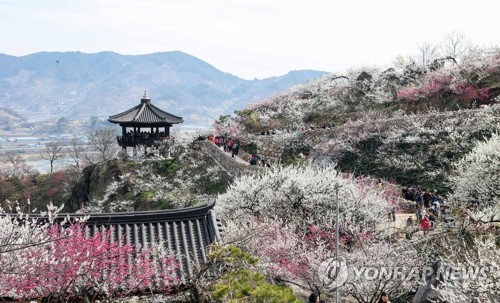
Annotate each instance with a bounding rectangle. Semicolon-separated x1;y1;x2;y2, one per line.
39;142;64;173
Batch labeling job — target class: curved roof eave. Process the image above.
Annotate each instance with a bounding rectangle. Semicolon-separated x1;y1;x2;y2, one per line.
108;100;183;125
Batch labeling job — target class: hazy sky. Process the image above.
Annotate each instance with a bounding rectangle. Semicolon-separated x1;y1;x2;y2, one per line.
1;0;498;79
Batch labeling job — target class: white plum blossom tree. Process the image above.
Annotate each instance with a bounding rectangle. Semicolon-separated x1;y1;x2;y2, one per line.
225;47;499;138
430;235;499;303
450;133;500;209
217;165;395;238
342;241;421;303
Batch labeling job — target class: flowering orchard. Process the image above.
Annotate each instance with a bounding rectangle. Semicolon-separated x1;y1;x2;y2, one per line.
217;48;499;136
216;156;500;302
217;165;396;238
217;165;421;302
0;206;178;301
310;105;500;193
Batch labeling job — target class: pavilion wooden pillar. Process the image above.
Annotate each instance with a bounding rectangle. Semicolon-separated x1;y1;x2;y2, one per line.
121;126;126;151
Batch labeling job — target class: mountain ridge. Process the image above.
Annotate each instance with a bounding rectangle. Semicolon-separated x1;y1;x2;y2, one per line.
0;51;328;126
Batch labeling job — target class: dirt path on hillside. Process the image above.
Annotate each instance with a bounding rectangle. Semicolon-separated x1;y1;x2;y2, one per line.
222;149;249;165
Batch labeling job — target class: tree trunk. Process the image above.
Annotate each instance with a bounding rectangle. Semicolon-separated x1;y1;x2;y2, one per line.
81;288;91;303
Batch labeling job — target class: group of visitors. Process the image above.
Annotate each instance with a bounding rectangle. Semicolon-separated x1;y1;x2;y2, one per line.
119;130;168;146
249;154;271;167
302;123;336;131
254;123;337;136
400;183;482;239
402;186;452;238
403;186;448;219
207;135;240;158
126;129;167;139
204;135;273;167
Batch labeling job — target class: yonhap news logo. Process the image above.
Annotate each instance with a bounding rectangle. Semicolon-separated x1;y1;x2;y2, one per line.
318;258;495;291
318;257;349;290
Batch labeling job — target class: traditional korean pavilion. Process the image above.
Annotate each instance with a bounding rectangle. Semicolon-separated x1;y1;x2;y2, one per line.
108;91;183;152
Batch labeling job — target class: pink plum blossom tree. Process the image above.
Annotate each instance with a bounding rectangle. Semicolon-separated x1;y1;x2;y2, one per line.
0;206;178;301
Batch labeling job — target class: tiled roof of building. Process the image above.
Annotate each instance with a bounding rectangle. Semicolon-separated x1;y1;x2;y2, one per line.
108;91;183;125
52;203;221;282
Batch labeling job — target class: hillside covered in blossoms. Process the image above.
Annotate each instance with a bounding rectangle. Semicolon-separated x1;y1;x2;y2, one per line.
1;42;499;303
217;48;500;193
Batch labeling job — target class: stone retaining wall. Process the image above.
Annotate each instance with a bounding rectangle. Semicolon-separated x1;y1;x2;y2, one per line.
197;140;264;178
241;129;332;165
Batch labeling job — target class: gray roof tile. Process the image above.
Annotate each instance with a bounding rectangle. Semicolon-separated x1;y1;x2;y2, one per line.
47;203;220;282
108;95;183;125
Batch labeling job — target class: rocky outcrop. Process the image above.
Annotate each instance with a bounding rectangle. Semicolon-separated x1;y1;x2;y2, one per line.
68;159;128;210
412;260;443;303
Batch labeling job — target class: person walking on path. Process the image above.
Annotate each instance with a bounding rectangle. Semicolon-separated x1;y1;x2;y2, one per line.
421;215;431;235
231;141;240;158
250;154;259;165
406;216;414;240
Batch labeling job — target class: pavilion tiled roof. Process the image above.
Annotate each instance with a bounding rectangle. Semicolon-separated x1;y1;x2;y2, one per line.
52;203;222;282
108;91;183;125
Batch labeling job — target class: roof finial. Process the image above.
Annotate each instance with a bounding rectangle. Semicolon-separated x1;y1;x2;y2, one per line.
141;90;151;103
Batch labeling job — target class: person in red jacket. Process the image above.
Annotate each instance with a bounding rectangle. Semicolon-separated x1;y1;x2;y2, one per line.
421;215;431;235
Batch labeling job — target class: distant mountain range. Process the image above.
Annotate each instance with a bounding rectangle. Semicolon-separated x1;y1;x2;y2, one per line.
0;51;328;126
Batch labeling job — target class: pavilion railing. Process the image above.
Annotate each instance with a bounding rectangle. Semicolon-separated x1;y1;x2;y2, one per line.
117;134;169;147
